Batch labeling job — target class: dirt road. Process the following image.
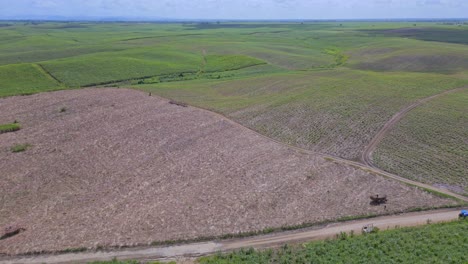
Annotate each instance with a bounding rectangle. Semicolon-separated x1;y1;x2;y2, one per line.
360;87;467;168
1;208;463;264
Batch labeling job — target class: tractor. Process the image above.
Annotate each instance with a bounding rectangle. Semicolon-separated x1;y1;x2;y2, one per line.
370;194;387;205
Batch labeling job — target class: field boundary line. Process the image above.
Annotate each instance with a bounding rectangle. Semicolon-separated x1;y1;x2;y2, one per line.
35;64;64;86
361;86;467;168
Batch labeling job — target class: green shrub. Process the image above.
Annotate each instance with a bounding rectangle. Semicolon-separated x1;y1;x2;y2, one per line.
0;123;21;134
11;143;31;153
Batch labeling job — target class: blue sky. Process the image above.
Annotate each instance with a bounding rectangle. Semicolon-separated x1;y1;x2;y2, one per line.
1;0;467;19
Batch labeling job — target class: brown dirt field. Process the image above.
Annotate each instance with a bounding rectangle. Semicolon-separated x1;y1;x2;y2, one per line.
0;88;454;255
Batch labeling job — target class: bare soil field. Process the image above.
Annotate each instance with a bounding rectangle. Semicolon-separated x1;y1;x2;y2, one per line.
0;88;454;255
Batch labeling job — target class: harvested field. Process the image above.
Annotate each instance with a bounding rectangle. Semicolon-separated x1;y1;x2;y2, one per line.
0;88;454;255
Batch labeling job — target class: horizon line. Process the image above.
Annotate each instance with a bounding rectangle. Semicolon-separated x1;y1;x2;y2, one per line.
1;17;468;22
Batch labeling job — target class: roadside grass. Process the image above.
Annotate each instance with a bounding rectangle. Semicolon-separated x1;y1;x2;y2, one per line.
136;69;468;160
145;204;462;248
374;89;468;195
10;143;32;153
199;220;468;264
0;63;64;97
0;122;20;133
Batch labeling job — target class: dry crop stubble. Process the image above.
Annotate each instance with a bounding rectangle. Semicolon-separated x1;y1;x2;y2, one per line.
0;88;455;255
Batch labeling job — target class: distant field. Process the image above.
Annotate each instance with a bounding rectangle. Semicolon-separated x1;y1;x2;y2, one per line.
374;89;468;195
137;69;467;160
365;27;468;45
40;47;204;87
199;220;468;264
348;38;468;74
0;63;63;97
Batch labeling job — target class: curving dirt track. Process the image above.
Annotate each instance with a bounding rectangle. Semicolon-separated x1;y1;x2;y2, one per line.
360;87;467;168
0;88;457;256
0;208;463;264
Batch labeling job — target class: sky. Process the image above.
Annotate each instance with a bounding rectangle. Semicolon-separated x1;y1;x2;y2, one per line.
1;0;467;20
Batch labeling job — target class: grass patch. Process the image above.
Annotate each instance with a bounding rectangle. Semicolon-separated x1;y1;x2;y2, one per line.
0;122;21;134
11;143;31;153
199;220;468;264
324;48;349;67
0;64;63;97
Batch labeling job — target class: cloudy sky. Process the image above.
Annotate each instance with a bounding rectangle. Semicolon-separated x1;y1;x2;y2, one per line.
1;0;467;19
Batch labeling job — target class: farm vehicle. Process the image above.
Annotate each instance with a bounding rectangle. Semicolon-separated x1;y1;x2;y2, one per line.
460;210;468;219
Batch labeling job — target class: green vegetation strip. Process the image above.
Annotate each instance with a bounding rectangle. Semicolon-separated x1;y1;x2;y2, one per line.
10;143;31;153
199;220;468;264
0;123;21;134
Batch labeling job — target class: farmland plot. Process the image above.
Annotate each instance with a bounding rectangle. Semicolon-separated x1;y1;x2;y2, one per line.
0;88;452;255
348;38;468;74
0;63;63;97
374;89;468;195
138;69;467;160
